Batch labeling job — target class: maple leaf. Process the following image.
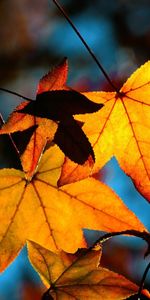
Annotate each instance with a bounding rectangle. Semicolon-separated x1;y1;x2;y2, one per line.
0;59;67;179
27;240;142;300
37;57;69;94
0;59;103;177
0;101;57;179
61;61;150;198
18;89;103;164
0;58;69;179
0;145;146;272
0;56;69;179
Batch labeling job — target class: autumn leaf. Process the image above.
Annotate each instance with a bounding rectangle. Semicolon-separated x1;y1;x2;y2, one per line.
58;152;94;186
18;89;103;164
19;90;103;120
37;57;69;94
27;241;141;300
0;144;146;272
0;58;68;179
58;91;115;185
0;101;57;179
63;60;150;200
58;156;95;186
11;125;38;155
53;116;94;165
0;59;103;177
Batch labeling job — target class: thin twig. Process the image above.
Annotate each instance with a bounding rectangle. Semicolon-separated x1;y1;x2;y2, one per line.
0;87;34;101
92;230;150;250
137;261;150;299
52;0;119;93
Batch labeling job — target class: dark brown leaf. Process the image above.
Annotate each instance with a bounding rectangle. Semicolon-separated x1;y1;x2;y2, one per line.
54;116;94;164
12;125;38;155
18;90;103;121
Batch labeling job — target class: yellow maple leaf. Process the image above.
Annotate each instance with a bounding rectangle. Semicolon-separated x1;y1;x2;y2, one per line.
62;61;150;201
0;145;146;272
27;240;143;300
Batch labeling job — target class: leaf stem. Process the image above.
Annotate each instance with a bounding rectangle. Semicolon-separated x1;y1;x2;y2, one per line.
93;230;150;298
137;261;150;300
41;287;52;299
52;0;119;93
0;87;34;101
92;230;150;257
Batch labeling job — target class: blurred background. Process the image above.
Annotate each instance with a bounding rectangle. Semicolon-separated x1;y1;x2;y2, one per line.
0;0;150;299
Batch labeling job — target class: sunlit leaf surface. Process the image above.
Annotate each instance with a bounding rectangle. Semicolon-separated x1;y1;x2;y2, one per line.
0;58;103;175
28;241;140;300
0;144;146;271
0;101;57;179
37;57;69;94
74;61;150;201
0;58;68;178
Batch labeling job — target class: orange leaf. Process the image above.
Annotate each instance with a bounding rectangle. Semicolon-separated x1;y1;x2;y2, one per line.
70;61;150;201
37;57;68;94
0;145;146;271
0;101;57;179
58;156;93;186
59;91;115;185
0;59;69;178
27;240;76;287
28;241;140;300
0;58;102;177
18;90;102;164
